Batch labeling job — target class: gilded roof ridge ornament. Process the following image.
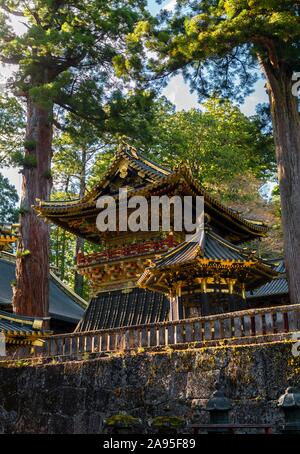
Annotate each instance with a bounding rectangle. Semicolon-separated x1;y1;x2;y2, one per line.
0;222;18;252
172;161;192;175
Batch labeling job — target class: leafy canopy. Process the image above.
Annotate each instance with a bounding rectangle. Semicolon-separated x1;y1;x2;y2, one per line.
0;172;19;222
121;0;300;100
0;0;155;135
141;97;275;201
0;95;25;165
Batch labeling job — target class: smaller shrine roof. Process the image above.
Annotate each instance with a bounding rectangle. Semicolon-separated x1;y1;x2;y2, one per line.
138;229;278;293
247;261;288;299
0;309;50;344
153;230;253;268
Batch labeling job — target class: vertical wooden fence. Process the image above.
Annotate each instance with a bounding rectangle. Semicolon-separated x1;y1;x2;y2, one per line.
41;304;300;358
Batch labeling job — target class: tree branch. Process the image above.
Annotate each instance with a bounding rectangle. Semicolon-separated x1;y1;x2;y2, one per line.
0;55;20;64
0;5;25;17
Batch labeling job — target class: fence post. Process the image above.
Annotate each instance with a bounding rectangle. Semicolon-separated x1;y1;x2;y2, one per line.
275;312;285;333
254;314;263;336
185;322;193;342
265;313;274;334
167;325;175;345
149;326;157;347
124;330;131;350
204;321;212;340
243;315;252;336
234;316;242;338
175;324;183;344
141;327;148;347
194;321;202;342
158;325;166;346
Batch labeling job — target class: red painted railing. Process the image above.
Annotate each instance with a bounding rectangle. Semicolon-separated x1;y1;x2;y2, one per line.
77;237;178;267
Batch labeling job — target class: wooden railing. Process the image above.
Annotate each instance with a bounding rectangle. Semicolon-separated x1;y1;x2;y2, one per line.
40;304;300;358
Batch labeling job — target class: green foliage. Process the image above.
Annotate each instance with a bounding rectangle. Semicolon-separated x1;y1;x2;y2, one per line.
0;0;154;135
16;249;31;258
42;170;52;180
23;139;36;151
23;155;37;168
18;206;29;215
0;96;25;166
104;414;142;428
141;97;275;202
10;151;38;168
151;416;185;429
125;1;300;100
0;173;19;222
52;117;103;195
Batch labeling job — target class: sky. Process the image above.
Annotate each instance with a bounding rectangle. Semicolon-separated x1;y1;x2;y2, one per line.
0;0;269;196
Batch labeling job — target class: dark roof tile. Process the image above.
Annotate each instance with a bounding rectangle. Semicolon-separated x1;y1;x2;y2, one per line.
76;287;169;332
247;260;288;298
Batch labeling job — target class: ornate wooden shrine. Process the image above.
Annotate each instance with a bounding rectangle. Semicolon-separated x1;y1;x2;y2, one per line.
35;144;285;330
138;229;278;318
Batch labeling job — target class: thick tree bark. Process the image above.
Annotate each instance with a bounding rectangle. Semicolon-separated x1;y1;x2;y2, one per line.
12;97;53;318
74;236;84;296
74;148;86;297
261;60;300;305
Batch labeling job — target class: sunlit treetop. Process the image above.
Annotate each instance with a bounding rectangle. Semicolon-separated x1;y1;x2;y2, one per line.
120;0;300;100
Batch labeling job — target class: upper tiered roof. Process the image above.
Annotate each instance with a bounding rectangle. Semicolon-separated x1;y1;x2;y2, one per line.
35;144;268;244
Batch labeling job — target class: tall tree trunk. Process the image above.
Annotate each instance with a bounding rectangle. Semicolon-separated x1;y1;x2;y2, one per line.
262;61;300;305
12;97;53;318
74;148;86;297
60;229;66;281
74;236;84;296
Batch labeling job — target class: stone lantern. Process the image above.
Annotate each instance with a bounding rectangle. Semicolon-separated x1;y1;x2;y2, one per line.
206;382;232;428
278;378;300;433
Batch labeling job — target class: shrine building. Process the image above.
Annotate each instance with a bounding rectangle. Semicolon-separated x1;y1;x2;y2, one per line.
35;144;289;332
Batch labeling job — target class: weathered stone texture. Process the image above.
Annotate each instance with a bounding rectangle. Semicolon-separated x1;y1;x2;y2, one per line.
0;342;299;433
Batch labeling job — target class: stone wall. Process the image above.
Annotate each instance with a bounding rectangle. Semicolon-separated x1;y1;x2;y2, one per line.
0;341;299;433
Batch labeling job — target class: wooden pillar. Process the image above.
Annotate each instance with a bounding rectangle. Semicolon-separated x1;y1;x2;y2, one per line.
241;283;246;300
169;292;180;321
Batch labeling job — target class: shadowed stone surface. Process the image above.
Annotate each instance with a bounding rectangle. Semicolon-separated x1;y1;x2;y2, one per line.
0;341;299;433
